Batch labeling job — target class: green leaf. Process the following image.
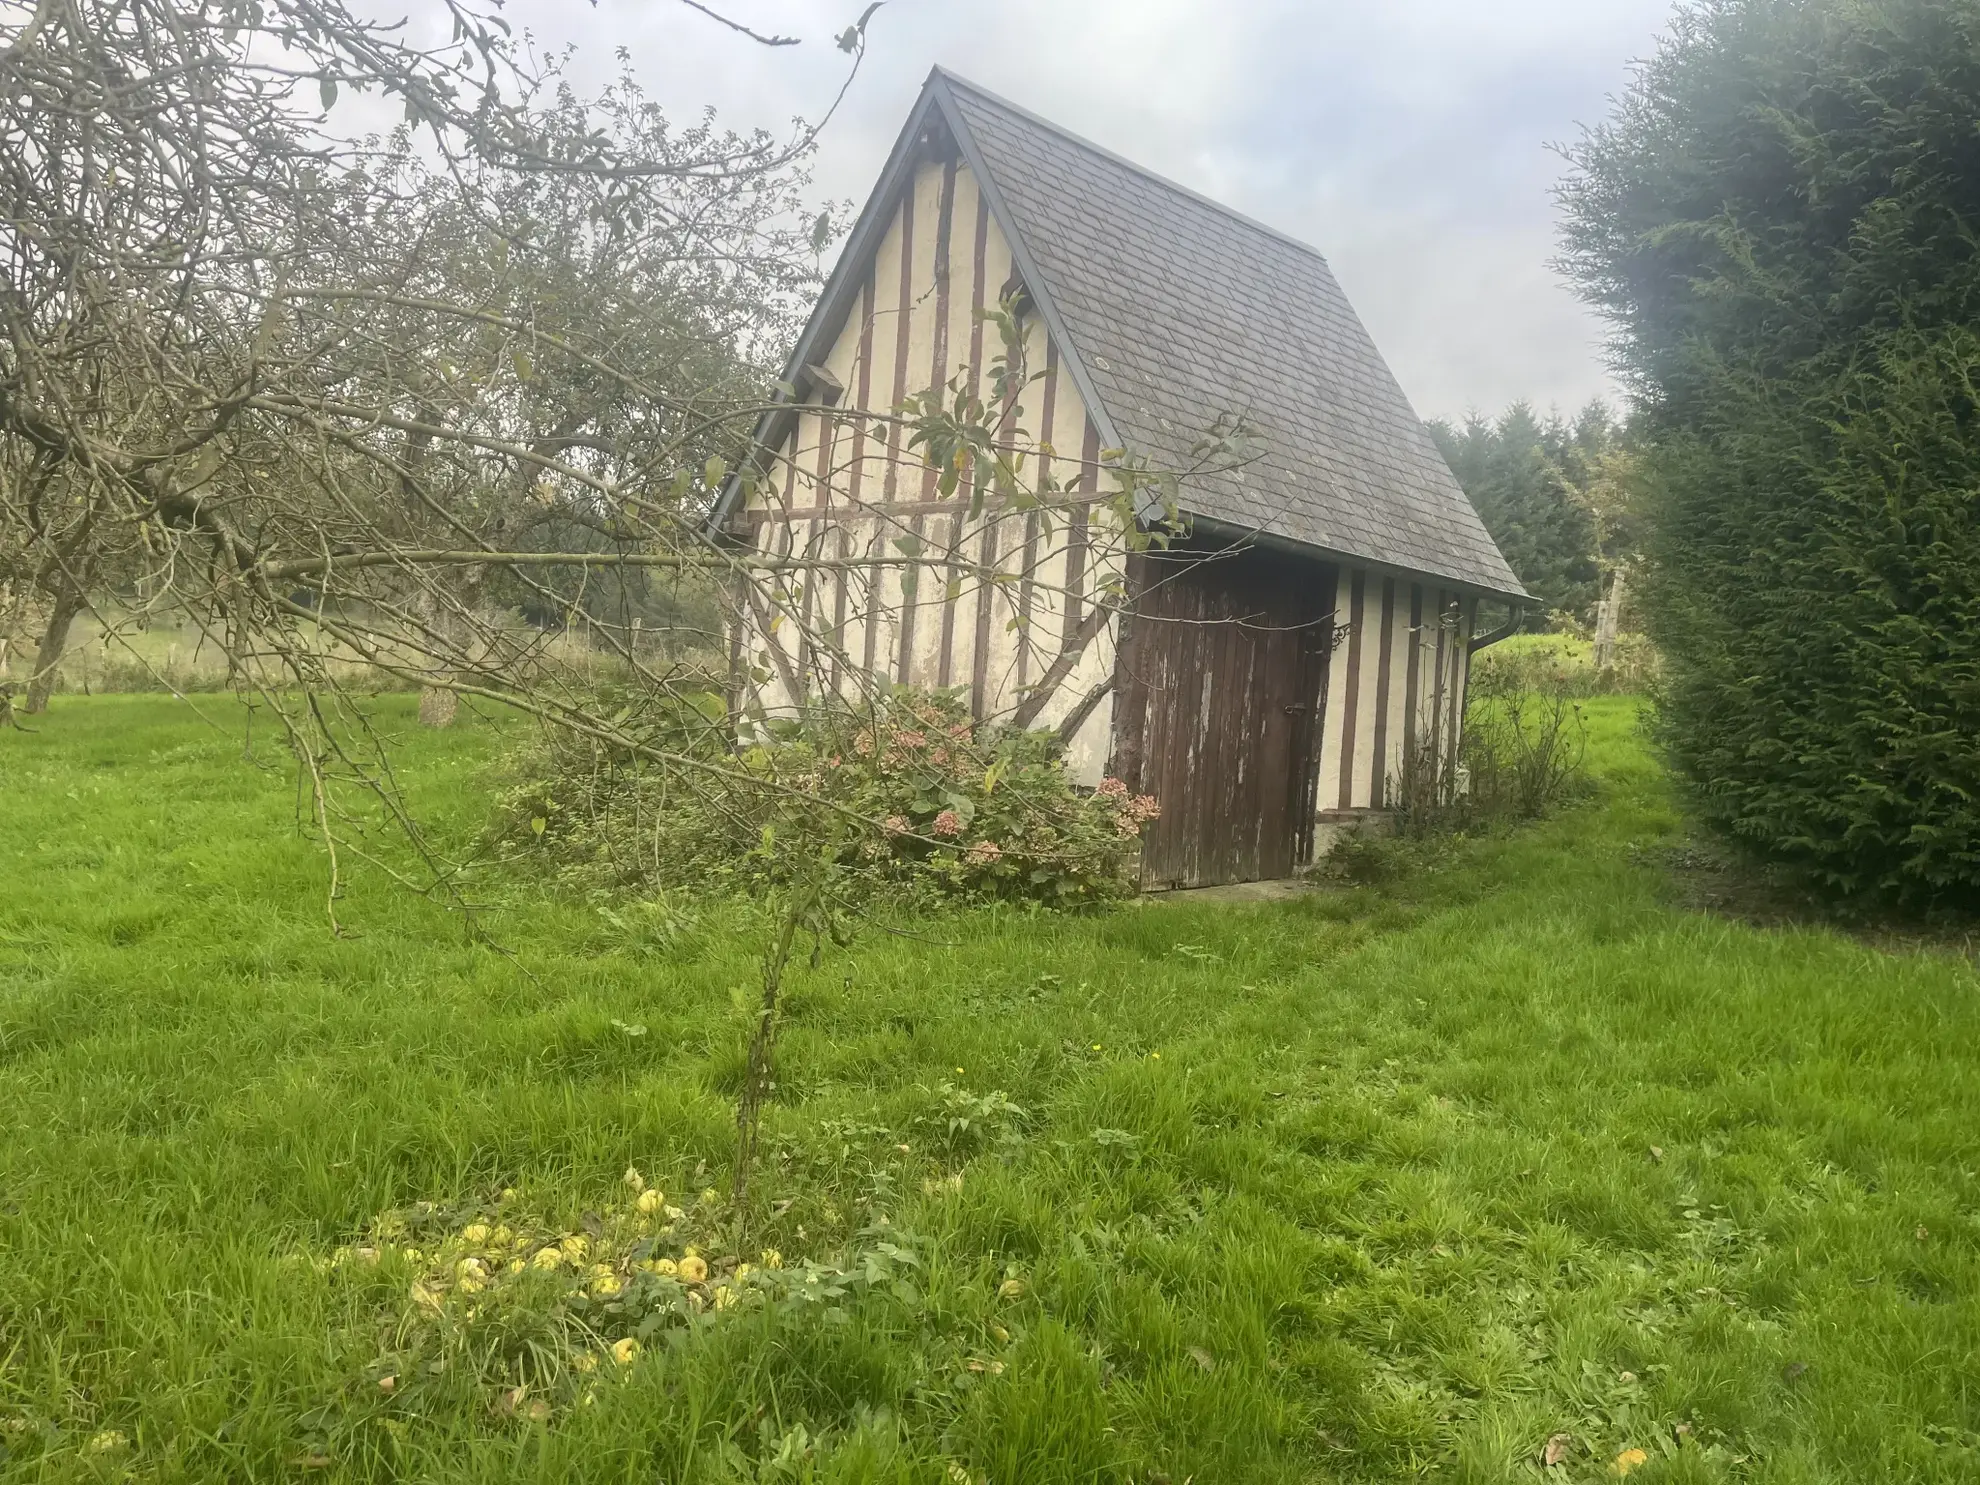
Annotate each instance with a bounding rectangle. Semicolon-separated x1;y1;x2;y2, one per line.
529;816;547;837
318;77;338;110
510;348;533;383
705;455;728;488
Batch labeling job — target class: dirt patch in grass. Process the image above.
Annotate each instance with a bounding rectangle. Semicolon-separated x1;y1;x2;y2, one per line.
1639;837;1980;961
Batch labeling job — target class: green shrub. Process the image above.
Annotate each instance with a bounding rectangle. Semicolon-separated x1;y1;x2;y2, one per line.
1380;665;1593;841
500;688;1158;907
1639;341;1980;901
1558;0;1980;905
1461;668;1593;823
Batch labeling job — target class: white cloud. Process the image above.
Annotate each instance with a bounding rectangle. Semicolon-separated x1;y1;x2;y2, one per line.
502;0;1677;419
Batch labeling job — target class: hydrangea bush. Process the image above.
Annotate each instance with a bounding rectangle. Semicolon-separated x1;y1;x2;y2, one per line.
501;688;1158;907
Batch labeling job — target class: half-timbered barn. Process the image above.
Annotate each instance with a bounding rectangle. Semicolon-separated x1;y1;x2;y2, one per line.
713;68;1527;890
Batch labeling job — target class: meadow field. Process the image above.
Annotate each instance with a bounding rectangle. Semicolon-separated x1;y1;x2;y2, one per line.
1;696;1976;1482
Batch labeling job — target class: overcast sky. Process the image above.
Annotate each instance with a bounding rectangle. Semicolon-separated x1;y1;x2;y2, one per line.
507;0;1680;424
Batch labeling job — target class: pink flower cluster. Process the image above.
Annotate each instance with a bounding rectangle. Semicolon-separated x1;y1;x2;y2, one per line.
1100;780;1156;839
851;721;962;773
965;839;1003;866
932;809;964;838
1096;777;1162;838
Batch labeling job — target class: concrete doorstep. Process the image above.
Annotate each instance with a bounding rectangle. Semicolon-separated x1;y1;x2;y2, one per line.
1144;877;1319;904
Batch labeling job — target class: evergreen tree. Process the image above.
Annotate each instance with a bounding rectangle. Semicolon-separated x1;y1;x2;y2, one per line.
1430;402;1621;623
1558;0;1980;904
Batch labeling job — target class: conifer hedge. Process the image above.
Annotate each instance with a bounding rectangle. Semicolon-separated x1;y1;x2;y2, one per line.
1559;0;1980;903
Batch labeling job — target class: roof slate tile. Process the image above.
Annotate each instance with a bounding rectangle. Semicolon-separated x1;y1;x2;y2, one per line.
942;72;1524;597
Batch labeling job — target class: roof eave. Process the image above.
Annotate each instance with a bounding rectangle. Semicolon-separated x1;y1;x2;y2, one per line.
1174;510;1533;606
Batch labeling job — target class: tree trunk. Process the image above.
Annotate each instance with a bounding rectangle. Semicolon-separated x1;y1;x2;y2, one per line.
418;685;458;727
1592;567;1626;672
24;584;85;714
416;588;457;727
1010;604;1112;730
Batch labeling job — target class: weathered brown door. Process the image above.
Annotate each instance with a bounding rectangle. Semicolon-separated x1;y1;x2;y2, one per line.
1111;547;1336;889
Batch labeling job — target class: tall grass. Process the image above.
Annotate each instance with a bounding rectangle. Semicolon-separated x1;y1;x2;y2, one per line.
5;604;718;698
1;697;1976;1481
1473;630;1660;697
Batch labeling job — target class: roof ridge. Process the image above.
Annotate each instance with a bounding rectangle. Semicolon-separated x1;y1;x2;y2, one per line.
928;67;1332;267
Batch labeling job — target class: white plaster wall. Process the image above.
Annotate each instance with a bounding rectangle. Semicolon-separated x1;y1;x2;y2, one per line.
739;157;1118;787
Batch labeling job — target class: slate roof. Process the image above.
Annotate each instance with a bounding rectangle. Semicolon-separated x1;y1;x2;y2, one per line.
716;70;1525;602
934;72;1524;600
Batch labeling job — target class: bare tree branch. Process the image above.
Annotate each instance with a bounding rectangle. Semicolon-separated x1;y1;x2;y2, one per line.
676;0;800;47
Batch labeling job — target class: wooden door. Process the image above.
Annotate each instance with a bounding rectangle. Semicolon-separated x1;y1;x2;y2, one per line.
1111;548;1336;889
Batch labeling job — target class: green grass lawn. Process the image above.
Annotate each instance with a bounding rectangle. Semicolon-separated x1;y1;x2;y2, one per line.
2;696;1977;1483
